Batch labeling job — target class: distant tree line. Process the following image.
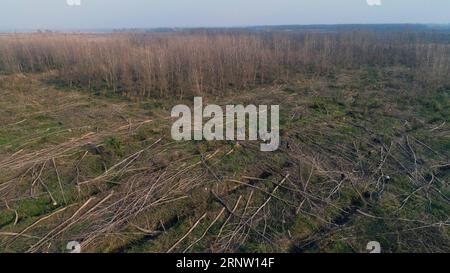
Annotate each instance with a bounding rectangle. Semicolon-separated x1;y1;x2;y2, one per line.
0;30;449;98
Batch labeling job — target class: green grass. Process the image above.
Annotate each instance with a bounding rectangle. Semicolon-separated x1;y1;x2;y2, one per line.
0;67;449;253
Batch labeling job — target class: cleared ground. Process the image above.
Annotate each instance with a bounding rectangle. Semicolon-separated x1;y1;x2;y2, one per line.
0;66;449;253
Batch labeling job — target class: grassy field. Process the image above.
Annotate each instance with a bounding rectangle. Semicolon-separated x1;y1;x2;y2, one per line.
0;31;449;253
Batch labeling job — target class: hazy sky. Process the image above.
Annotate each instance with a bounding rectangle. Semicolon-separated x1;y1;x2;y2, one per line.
1;0;449;30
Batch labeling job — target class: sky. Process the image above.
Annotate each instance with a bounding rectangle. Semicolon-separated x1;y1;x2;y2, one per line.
1;0;449;30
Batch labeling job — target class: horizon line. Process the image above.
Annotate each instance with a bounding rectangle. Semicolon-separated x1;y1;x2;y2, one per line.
1;22;450;33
